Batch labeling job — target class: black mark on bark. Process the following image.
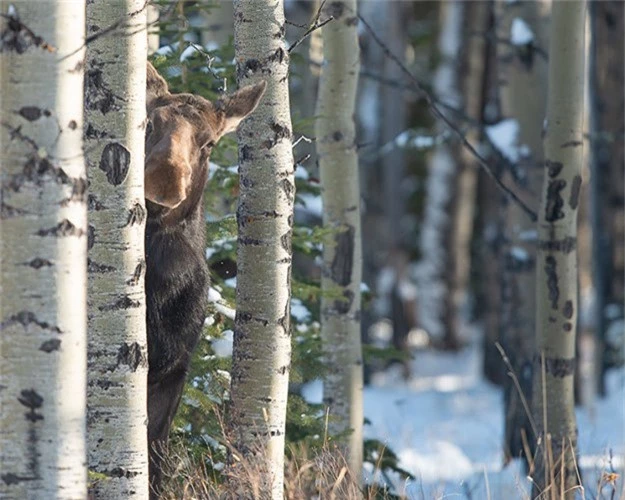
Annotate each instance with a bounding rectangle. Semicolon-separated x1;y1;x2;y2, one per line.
332;130;343;142
22;258;53;269
335;289;354;314
545;179;566;222
545;256;559;310
88;258;116;273
39;339;61;353
124;203;146;227
99;142;131;185
88;225;95;250
331;226;355;287
563;300;574;319
18;106;42;121
569;175;581;209
561;140;582;148
127;260;145;286
1;311;61;333
536;356;575;377
18;389;44;422
85;123;110;139
538;237;576;253
0;9;55;53
264;122;292;149
37;219;83;237
563;322;573;332
546;160;563;178
85;65;119;114
88;194;106;211
116;342;146;372
280;229;292;254
99;295;140;312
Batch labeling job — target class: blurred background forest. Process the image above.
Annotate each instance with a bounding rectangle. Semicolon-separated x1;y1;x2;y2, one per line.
148;0;623;498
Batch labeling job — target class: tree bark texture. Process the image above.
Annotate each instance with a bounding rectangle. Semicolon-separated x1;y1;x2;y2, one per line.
532;1;585;496
0;2;88;498
315;0;363;481
417;0;464;348
84;1;149;498
589;0;624;395
495;0;549;466
229;1;295;497
446;0;489;348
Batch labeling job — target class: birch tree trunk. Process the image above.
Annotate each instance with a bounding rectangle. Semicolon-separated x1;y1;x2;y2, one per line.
417;0;464;348
147;2;159;55
417;0;484;350
0;2;87;498
315;0;363;481
495;0;549;466
229;1;294;497
84;2;149;498
589;0;624;395
532;1;585;495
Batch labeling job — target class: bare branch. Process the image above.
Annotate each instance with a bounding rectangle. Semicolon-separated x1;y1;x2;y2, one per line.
287;0;334;54
357;12;538;222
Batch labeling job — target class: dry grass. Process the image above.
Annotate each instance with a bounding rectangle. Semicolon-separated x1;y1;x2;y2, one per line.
159;437;402;500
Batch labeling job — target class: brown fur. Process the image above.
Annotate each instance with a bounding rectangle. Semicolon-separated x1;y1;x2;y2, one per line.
144;62;266;498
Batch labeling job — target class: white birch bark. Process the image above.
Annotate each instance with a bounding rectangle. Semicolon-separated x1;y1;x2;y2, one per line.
532;1;586;495
315;0;363;481
147;3;159;55
229;1;294;498
0;2;87;498
84;2;149;498
495;0;549;465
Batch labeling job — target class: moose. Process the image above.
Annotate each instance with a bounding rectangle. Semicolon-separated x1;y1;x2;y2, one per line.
144;62;266;497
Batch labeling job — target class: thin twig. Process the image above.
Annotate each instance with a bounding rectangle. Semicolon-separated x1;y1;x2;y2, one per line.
287;0;334;53
356;12;538;222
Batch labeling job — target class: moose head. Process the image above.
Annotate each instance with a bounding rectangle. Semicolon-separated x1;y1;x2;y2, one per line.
144;62;266;217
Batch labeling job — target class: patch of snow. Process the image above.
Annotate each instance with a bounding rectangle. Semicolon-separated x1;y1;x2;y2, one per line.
224;277;236;288
297;193;323;217
360;340;624;498
211;330;233;358
301;379;323;404
486;119;522;163
360;282;370;293
155;44;175;56
605;303;623;320
511;18;535;46
509;246;530;262
291;298;311;322
294;165;309;180
180;44;199;62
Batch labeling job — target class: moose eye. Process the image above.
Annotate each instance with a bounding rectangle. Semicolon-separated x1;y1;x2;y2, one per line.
146;120;154;137
203;140;215;150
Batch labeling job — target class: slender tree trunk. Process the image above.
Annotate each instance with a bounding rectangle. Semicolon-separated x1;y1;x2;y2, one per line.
495;0;549;466
589;0;624;395
0;2;87;498
532;1;586;496
84;2;149;498
417;0;464;347
229;1;294;497
147;2;159;55
417;0;484;350
446;0;489;347
316;0;363;481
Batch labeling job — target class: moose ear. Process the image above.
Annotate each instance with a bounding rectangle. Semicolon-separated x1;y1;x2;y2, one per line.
215;81;267;136
146;61;170;109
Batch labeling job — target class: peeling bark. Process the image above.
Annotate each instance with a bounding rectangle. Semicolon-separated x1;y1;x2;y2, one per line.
84;1;149;498
0;2;88;498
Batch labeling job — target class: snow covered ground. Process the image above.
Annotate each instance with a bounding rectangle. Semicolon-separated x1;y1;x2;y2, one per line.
302;339;625;499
